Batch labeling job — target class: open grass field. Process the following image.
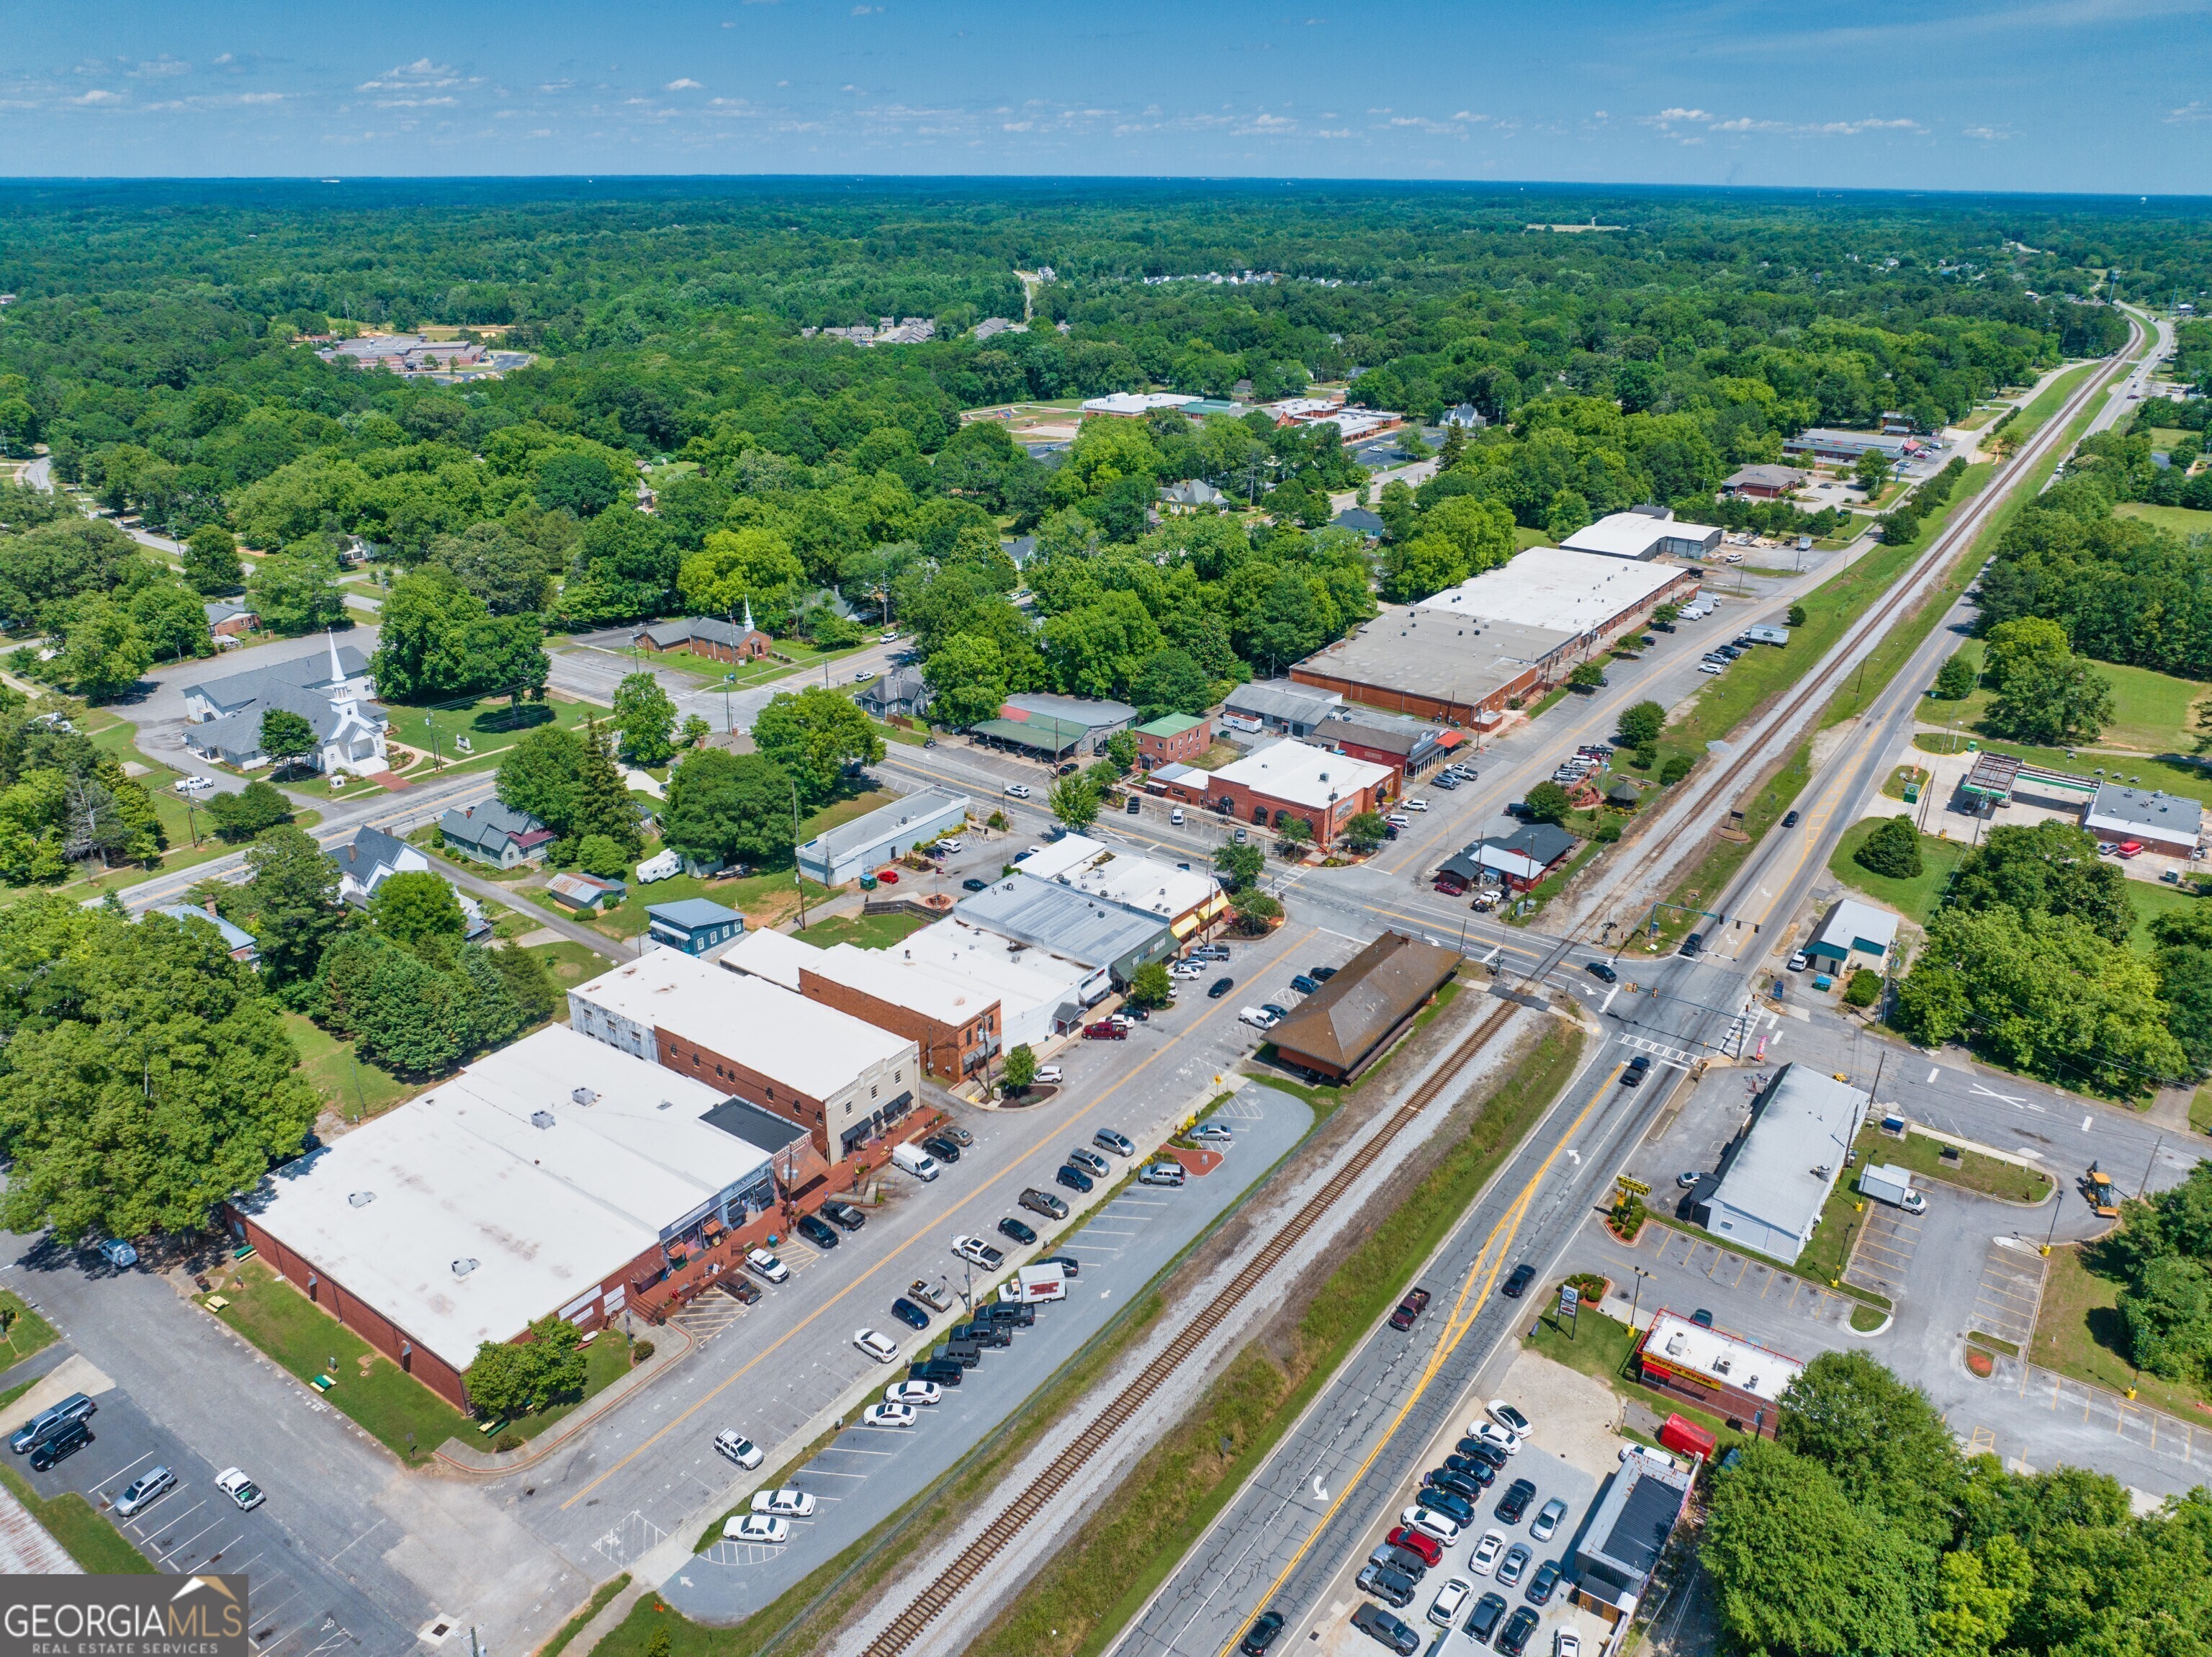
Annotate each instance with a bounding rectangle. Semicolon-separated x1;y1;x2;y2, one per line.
0;1291;57;1370
1858;1123;2051;1203
1933;642;2208;758
281;1011;417;1123
588;865;839;940
2033;1242;2208;1422
390;689;599;773
795;910;931;950
1827;818;1973;925
2116;501;2212;540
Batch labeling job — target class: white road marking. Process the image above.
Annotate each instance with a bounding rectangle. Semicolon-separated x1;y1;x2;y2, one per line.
1314;1476;1328;1500
2083;1115;2094;1131
1969;1082;2028;1106
1927;1067;1939;1084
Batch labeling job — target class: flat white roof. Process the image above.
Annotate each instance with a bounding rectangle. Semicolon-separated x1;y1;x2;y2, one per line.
719;927;812;991
1017;835;1220;922
571;950;912;1097
240;1026;766;1370
2085;783;2204;841
1082;392;1202;416
891;918;1095;1012
1642;1310;1804;1404
1709;1064;1865;1247
1412;547;1691;636
1210;738;1393;812
1563;512;1719;559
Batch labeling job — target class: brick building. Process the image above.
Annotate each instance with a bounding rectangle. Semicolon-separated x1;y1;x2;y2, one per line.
567;951;917;1163
722;929;1002;1085
634;614;774;665
1133;712;1212;768
1148;737;1394;846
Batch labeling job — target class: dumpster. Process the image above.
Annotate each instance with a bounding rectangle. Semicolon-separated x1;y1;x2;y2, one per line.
1658;1414;1717;1460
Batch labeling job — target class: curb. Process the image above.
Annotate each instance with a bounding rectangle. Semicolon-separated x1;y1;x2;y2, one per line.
434;1321;698;1476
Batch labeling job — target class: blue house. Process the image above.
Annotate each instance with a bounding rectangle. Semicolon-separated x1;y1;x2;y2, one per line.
646;898;745;957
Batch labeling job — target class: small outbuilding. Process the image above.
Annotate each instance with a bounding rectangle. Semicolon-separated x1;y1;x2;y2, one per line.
1806;897;1900;967
646;898;745;958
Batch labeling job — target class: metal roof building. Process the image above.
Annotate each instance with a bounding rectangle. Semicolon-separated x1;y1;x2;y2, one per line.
795;787;969;886
2082;783;2204;855
1267;930;1461;1082
1691;1064;1866;1265
952;873;1177;987
1807;898;1901;966
1561;509;1723;561
1571;1449;1694;1625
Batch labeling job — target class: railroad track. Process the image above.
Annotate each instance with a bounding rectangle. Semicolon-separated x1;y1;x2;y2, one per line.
860;982;1541;1656
1586;328;2139;931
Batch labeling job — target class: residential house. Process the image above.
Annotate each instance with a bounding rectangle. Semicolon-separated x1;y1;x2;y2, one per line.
1160;478;1226;510
438;801;554;869
151;903;259;966
857;667;933;722
645;898;745;958
325;826;493;938
203;601;258;641
1331;507;1385;539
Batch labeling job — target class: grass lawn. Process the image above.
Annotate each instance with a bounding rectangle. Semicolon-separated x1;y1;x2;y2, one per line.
81;713;323;879
868;717;931;748
1954;405;2002;431
1859;1122;2051;1203
1881;764;1930;800
1940;653;2208;758
2193;1085;2212;1135
795;911;930;950
0;1290;58;1369
200;1259;473;1460
1826;819;1973;925
390;691;598;771
1522;1306;1752;1455
2124;877;2208;955
544;1576;631;1657
1503;840;1601;925
2033;1241;2209;1420
585;863;838;940
0;1462;152;1573
282;1011;418;1124
1511;524;1550;550
2116;501;2212;540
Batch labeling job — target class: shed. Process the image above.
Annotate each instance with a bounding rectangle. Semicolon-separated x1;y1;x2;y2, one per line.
545;872;628;912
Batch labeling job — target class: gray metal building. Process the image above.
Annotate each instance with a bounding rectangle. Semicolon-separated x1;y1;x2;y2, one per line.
1690;1064;1866;1265
952;873;1177;987
796;787;970;887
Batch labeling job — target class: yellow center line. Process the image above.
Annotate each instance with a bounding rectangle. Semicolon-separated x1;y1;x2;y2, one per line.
557;921;1318;1512
1209;1064;1617;1657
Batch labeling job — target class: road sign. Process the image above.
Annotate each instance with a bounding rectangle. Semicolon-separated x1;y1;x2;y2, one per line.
1557;1284;1580;1316
1614;1175;1652;1197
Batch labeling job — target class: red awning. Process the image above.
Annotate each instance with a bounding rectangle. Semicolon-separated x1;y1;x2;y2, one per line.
1436;730;1467;749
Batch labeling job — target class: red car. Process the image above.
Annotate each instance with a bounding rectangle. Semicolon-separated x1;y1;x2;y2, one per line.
2116;841;2144;859
877;867;901;884
1385;1524;1442;1568
1388;1288;1432;1331
1083;1020;1128;1040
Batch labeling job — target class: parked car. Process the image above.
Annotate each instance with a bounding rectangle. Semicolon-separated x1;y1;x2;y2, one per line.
1387;1524;1444;1568
820;1200;867;1231
722;1275;763;1306
1289;974;1321;994
1092;1128;1136;1158
747;1248;789;1283
9;1393;94;1455
1459;1437;1509;1470
1497;1545;1532;1589
796;1213;840;1250
907;1359;963;1387
921;1133;963;1162
1429;1469;1485;1504
214;1466;262;1509
1529;1497;1568;1543
885;1379;941;1406
890;1297;932;1331
1041;1254;1081;1277
1356;1566;1420;1615
1473;1420;1523;1458
853;1329;902;1365
1068;1146;1111;1177
1496;1478;1537;1524
1139;1162;1185;1187
1351;1602;1421;1654
1190;1122;1234;1143
112;1465;176;1518
940;1124;974;1147
1208;976;1235;998
952;1235;1004;1270
1239;1006;1280;1031
1469;1530;1506;1576
1677;1170;1703;1189
725;1514;789;1545
1497;1607;1541;1657
997;1216;1038;1247
1553;1632;1580;1657
714;1430;763;1468
1056;1164;1096;1194
1525;1559;1562;1604
908;1277;953;1312
962;878;992;892
1020;1187;1070;1220
1033;1065;1064;1085
1083;1020;1128;1040
1463;1591;1509;1645
1501;1263;1535;1298
1418;1488;1476;1527
1390;1288;1432;1331
752;1487;818;1518
1787;950;1809;971
1488;1401;1533;1438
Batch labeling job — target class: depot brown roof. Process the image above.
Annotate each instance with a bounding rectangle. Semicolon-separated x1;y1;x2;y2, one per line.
1267;930;1462;1081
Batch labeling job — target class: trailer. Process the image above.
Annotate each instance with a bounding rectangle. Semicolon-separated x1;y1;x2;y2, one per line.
1858;1162;1926;1215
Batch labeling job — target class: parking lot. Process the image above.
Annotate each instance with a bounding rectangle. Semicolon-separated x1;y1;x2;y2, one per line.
660;1081;1316;1622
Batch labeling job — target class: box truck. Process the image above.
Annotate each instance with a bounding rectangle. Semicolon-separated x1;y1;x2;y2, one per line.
997;1263;1068;1304
891;1143;941;1182
1858;1162;1926;1215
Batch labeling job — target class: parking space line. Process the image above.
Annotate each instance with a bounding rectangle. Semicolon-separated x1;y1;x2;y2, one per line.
153;1516;227;1566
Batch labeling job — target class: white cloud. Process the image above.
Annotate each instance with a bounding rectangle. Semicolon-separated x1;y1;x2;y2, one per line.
2167;99;2212;121
1647;106;1921;138
666;78;703;90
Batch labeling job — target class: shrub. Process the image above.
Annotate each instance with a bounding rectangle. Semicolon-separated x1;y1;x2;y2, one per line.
1844;968;1883;1008
1658;755;1694;786
1856;815;1924;879
631;1340;655;1365
1787;603;1807;627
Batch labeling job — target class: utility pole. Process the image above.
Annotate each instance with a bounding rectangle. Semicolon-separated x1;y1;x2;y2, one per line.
2139;1134;2164;1199
1629;1265;1654;1330
791;778;809;933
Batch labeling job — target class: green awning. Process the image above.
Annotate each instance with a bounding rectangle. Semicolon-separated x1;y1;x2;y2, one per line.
972;715;1087;756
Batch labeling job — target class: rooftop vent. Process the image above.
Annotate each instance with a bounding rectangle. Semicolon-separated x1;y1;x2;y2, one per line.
531;1110;556;1130
658;1098;674;1111
452;1258;480;1277
571;1087;599;1107
347;1190;376;1208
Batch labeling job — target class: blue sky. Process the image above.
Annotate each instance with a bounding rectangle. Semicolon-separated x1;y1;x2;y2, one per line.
8;0;2209;192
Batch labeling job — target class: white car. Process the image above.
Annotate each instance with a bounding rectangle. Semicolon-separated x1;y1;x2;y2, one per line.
177;776;215;794
747;1249;789;1283
1787;951;1809;971
724;1513;789;1544
214;1468;264;1511
1488;1401;1533;1440
1697;661;1725;675
854;667;873;681
885;1380;941;1407
862;1401;917;1428
1428;1577;1473;1627
853;1329;901;1365
751;1487;817;1518
1237;1007;1279;1031
1172;961;1208;978
713;1430;763;1468
1469;1530;1506;1576
1401;1505;1461;1545
1402;799;1429;812
1387;812;1412;827
1555;1633;1582;1657
1033;1065;1064;1085
1004;783;1033;799
1169;807;1185;825
1470;1420;1521;1457
953;1235;1004;1270
936;838;964;853
879;631;899;642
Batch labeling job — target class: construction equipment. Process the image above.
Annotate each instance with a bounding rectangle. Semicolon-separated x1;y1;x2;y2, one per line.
2083;1164;2120;1218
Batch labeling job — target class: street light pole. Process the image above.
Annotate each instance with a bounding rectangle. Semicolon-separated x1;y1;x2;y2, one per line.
1629;1265;1654;1330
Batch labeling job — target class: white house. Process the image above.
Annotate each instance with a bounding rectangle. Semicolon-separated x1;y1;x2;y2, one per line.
181;633;387;776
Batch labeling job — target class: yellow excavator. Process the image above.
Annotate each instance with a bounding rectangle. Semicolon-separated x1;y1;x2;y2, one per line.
2082;1164;2119;1218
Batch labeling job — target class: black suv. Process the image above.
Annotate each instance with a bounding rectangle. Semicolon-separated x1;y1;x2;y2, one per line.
1496;1607;1541;1657
796;1213;840;1249
1462;1591;1509;1645
1622;1055;1652;1087
907;1359;963;1387
1496;1477;1538;1525
30;1419;91;1471
1501;1263;1536;1298
921;1134;962;1163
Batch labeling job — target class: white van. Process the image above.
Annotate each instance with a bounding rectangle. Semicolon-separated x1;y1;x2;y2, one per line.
1238;1006;1280;1031
891;1143;940;1182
